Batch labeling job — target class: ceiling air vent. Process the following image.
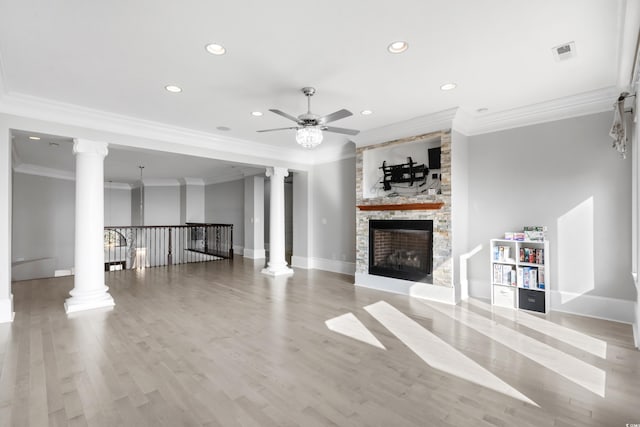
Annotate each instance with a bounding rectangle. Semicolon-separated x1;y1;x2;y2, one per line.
552;41;576;61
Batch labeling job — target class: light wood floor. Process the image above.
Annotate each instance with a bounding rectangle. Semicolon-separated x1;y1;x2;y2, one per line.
1;258;639;426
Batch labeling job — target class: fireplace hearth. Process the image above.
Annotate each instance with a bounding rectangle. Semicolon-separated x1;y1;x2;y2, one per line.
369;219;433;283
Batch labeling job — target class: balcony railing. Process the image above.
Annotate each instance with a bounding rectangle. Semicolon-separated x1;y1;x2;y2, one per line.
104;223;233;271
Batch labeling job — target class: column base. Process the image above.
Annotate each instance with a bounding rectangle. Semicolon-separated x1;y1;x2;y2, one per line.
261;265;294;277
0;295;15;323
64;293;115;314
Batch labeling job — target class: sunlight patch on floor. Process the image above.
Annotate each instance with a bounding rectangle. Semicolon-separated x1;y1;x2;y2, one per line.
325;312;386;349
423;301;606;397
364;301;538;406
467;298;607;358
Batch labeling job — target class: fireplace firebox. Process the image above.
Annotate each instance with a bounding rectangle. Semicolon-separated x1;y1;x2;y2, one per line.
369;219;433;283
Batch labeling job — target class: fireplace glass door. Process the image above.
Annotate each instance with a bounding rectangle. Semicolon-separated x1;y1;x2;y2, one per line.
369;219;433;283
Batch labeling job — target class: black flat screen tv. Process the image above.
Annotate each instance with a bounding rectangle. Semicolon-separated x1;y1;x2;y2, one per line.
428;147;441;170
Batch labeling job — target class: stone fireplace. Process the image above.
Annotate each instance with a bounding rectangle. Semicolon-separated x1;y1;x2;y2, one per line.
355;130;455;303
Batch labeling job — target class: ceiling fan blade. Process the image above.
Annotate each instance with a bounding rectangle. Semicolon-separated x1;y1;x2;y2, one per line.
318;109;353;124
256;126;298;133
269;109;300;123
322;126;360;136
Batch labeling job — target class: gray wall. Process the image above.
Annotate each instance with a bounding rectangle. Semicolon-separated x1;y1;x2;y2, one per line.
205;179;244;250
183;183;205;223
105;187;131;226
466;111;634;302
131;186;142;226
292;171;310;260
12;173;75;271
144;185;181;225
310;157;356;263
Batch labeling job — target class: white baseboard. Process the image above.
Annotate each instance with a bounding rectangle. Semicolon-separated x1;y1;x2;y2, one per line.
0;295;14;323
309;258;355;275
355;272;456;304
233;245;244;255
550;290;634;324
633;318;639;349
290;256;355;275
243;248;266;259
291;255;311;269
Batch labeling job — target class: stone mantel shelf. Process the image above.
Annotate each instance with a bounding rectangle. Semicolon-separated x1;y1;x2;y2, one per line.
357;202;444;211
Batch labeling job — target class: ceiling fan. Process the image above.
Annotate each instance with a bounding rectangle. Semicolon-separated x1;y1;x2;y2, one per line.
257;87;360;148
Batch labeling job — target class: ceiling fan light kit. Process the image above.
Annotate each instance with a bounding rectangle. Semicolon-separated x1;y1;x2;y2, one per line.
295;127;323;148
257;87;359;149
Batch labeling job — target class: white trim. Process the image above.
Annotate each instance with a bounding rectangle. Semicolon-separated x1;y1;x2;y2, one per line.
203;172;247;186
291;255;311;269
104;181;131;190
355;272;456;304
179;177;205;186
14;162;131;188
13;163;74;181
453;87;618;136
11;140;20;167
0;92;312;168
243;248;266;259
309;257;356;275
232;245;243;255
64;296;115;314
354;108;457;148
550;290;635;324
0;295;14;323
141;178;181;187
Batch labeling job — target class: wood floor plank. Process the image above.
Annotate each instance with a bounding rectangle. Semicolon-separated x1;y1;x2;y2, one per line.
1;259;639;426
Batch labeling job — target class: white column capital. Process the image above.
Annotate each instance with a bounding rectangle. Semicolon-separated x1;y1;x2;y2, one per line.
265;167;289;180
73;138;109;158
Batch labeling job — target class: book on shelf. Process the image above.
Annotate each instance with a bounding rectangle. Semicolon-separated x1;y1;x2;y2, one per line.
502;265;514;286
529;268;537;289
493;264;502;284
493;245;512;262
537;266;545;289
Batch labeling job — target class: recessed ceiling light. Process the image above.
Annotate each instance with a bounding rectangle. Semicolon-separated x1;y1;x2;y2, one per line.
216;126;231;131
476;107;489;113
205;43;226;55
251;111;263;117
440;83;457;91
361;110;373;115
387;41;408;54
165;85;182;93
28;136;41;140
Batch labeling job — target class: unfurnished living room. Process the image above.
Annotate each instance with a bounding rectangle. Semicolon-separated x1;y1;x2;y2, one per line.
1;1;640;426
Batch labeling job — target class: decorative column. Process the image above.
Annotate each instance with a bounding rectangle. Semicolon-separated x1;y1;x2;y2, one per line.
262;167;293;276
65;139;115;314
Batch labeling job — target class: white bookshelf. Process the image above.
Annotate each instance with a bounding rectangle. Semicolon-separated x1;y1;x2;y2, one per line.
490;238;550;313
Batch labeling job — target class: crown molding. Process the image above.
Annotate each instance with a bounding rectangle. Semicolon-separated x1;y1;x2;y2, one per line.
179;177;205;186
203;171;248;186
13;163;75;181
104;181;132;190
0;91;313;168
141;178;181;187
453;86;618;136
14;162;132;188
353;108;457;148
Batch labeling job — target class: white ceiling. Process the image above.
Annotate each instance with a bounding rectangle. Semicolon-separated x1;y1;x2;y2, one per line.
0;0;636;177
